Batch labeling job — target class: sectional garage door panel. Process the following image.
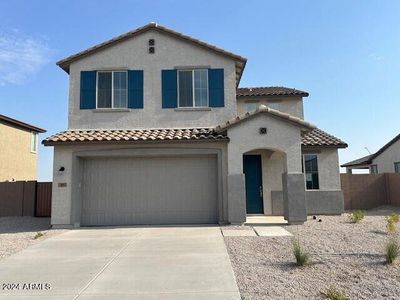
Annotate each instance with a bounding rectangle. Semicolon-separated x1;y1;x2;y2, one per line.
81;156;218;226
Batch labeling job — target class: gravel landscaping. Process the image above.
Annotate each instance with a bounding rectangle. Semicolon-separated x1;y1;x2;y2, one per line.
225;206;400;300
0;217;66;260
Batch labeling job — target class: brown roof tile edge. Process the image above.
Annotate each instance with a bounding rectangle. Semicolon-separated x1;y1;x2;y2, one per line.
237;87;309;97
302;128;348;149
0;114;46;133
42;128;229;146
214;106;315;133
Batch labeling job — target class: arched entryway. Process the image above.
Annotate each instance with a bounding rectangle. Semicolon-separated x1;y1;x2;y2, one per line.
243;148;287;216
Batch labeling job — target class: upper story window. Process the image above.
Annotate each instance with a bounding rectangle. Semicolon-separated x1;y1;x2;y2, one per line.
97;71;127;109
246;102;259;112
395;162;400;173
30;132;38;153
178;69;208;107
268;101;281;111
303;154;319;190
370;164;378;174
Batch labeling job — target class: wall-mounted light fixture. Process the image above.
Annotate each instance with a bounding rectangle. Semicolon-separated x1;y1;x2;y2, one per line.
58;166;65;175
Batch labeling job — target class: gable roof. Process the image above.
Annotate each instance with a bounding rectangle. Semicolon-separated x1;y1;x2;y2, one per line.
214;105;315;133
237;87;309;98
56;23;247;85
0;114;46;133
341;133;400;168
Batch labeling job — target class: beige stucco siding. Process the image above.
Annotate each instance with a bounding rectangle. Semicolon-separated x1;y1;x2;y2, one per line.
227;113;303;175
236;96;304;119
0;122;38;181
303;148;341;190
68;29;237;130
372;139;400;173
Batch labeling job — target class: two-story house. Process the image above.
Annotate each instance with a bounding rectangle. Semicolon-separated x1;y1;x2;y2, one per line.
43;23;347;228
0;114;46;181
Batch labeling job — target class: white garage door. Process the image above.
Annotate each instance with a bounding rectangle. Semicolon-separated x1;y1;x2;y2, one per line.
81;155;218;226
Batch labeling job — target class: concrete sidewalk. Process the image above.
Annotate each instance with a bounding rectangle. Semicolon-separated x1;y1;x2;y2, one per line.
0;226;240;299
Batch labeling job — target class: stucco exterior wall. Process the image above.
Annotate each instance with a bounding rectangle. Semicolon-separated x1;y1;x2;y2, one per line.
51;142;229;227
372;139;400;173
0;122;38;181
236;96;304;119
67;29;237;130
227;114;303;175
303;147;341;190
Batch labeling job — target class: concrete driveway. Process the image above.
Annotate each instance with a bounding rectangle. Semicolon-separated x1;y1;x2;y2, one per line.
0;226;240;299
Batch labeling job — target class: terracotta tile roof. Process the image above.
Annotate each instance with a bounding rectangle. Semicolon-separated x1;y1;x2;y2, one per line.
302;128;347;148
43;124;346;150
214;105;315;133
42;128;228;145
56;23;247;85
237;87;309;97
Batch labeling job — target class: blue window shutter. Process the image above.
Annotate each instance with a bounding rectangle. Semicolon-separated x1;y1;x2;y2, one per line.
208;68;224;107
80;71;96;109
162;69;177;108
128;70;144;109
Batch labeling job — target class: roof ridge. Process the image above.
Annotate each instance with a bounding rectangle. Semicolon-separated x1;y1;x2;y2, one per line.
56;22;246;73
214;106;315;133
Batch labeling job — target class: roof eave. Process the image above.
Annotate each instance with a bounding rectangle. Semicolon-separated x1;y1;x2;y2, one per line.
42;137;230;147
0;115;46;133
302;144;348;149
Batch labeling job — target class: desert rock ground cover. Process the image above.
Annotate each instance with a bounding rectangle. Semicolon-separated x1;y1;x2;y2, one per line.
225;206;400;300
0;217;66;259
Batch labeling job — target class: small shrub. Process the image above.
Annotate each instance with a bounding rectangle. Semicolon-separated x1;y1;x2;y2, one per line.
385;239;399;264
349;210;365;223
386;217;397;234
391;213;399;223
321;286;348;300
33;232;44;240
292;239;310;266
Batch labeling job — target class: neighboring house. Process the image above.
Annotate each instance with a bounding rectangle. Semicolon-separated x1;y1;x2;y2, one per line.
43;23;347;228
342;133;400;174
0;114;46;181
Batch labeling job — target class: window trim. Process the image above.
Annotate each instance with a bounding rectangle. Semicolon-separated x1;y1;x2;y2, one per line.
177;69;209;108
303;154;320;190
370;164;378;174
30;132;38;153
96;70;128;109
394;162;400;173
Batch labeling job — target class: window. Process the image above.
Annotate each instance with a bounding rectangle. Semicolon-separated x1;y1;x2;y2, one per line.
268;101;281;111
246;102;259;112
97;71;127;108
370;165;378;174
303;154;319;190
30;132;38;153
178;69;208;107
395;162;400;173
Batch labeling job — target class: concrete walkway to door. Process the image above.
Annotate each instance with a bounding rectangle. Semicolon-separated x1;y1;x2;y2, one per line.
0;227;240;299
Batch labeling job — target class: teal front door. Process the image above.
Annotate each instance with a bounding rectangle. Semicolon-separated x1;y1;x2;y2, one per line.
243;155;264;214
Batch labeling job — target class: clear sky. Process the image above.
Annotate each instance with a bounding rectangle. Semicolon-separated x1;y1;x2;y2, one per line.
0;0;399;181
